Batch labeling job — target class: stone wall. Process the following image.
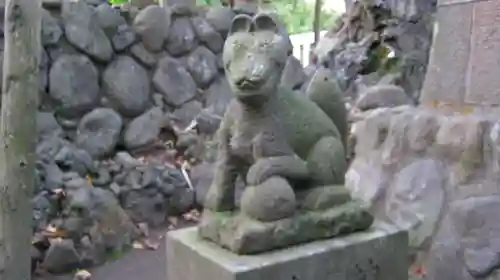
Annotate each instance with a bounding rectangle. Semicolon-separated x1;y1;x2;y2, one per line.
26;0;309;274
315;0;436;103
345;0;500;279
347;106;500;279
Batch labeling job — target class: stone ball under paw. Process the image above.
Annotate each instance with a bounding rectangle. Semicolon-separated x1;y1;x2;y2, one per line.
240;176;296;222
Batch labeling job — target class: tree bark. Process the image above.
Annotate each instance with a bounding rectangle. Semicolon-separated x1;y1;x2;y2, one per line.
0;0;41;279
313;0;322;44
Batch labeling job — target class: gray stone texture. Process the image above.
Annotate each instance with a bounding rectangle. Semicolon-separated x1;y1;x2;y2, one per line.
167;224;408;280
466;0;500;105
420;2;473;105
347;106;500;279
422;0;500;107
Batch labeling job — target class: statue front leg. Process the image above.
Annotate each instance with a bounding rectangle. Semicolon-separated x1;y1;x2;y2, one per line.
204;153;238;212
204;122;238;212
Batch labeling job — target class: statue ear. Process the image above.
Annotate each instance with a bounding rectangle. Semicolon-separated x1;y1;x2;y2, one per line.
228;14;254;35
253;13;279;33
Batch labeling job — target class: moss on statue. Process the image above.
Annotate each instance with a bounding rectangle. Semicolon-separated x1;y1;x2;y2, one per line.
199;12;373;254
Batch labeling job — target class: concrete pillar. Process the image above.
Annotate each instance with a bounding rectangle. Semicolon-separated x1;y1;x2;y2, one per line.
421;0;500;108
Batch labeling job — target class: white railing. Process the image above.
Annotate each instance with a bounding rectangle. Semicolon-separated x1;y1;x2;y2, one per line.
289;30;327;66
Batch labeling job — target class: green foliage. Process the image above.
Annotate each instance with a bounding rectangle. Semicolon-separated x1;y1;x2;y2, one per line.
197;0;338;34
109;0;129;4
269;0;338;34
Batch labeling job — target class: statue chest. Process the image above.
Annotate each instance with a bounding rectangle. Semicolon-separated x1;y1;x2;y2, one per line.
228;118;293;163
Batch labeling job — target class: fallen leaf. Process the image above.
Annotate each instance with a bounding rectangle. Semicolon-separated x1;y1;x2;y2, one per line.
182;210;200;222
132;239;160;251
74;269;92;280
133;241;145;249
86;174;93;185
137;223;149;237
167;216;179;226
53;188;64;194
45;224;58;233
142;239;160;250
414;266;426;276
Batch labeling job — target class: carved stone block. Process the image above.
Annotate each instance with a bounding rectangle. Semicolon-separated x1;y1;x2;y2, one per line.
166;223;408;280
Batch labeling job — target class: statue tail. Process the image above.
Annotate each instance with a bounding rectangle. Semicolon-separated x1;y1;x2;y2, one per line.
305;68;349;150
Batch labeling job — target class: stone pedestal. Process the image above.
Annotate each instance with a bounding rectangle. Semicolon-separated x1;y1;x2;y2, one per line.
166;223;408;280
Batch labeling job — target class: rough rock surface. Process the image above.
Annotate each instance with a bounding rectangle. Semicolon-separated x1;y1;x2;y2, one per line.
102;55;151;117
347;105;500;279
49;54;100;118
316;0;436;102
153;57;197;107
132;5;171;52
76;108;123;158
61;0;113;62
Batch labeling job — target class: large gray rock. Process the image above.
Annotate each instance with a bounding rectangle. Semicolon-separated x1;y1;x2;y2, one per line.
346;157;389;206
204;6;235;35
54;146;95;176
195;110;222;135
153;57;197;107
41;9;62;46
165;17;198;56
49;55;100;118
88;188;140;251
130;42;158;68
43;239;81;274
204;76;233;116
111;24;137;52
386;159;446;249
186;46;218;88
132;5;171;52
45;37;80;62
61;0;113;62
425;196;500;280
103;56;151;117
190;16;223;53
76;108;123;158
95;3;126;35
121;189;168;227
451;196;500;278
123;107;165;150
95;3;136;52
37;111;63;140
171;100;202;130
356;85;413;111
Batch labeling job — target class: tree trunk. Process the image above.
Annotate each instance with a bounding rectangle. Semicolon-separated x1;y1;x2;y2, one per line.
0;0;42;279
313;0;322;44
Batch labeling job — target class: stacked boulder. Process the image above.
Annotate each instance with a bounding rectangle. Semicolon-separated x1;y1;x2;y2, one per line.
28;0;310;274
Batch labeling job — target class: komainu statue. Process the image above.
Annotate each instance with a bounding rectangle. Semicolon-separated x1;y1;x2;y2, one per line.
198;12;373;254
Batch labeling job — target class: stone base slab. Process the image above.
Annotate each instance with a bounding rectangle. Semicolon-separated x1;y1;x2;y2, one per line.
166;222;409;280
197;201;374;254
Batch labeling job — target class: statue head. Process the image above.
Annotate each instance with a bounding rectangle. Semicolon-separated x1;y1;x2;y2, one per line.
223;13;290;106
